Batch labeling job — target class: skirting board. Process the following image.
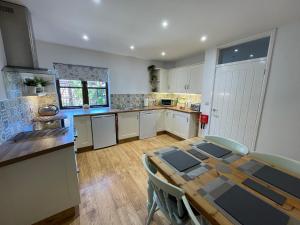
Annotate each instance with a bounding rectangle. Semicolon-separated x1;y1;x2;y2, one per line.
32;206;79;225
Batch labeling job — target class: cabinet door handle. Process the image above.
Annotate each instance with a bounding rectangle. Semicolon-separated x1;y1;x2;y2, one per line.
186;117;189;123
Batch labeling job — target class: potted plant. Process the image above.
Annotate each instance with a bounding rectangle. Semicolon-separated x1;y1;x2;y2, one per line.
24;77;50;95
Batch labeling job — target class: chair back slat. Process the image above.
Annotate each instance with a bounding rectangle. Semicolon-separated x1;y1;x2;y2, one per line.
142;154;202;225
142;155;185;219
250;152;300;176
204;135;249;155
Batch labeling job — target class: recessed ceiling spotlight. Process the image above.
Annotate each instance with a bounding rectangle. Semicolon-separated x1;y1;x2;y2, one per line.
82;34;89;41
130;45;135;50
234;49;239;52
200;35;207;42
93;0;101;4
161;20;169;28
161;51;166;56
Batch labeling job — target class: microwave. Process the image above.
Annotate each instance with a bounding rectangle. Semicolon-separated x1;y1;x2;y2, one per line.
160;99;173;106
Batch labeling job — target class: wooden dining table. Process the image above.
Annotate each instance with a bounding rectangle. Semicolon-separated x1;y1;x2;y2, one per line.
145;137;300;225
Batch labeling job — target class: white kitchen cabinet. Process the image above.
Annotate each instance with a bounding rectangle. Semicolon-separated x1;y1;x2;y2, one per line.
167;69;177;93
139;111;157;139
164;110;174;133
187;64;203;94
156;110;165;132
0;146;80;225
166;64;203;94
74;116;93;149
157;69;168;92
173;112;190;139
169;111;198;139
118;112;139;140
175;67;189;93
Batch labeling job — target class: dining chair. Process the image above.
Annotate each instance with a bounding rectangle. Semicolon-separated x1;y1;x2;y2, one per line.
249;152;300;176
142;154;204;225
204;135;249;155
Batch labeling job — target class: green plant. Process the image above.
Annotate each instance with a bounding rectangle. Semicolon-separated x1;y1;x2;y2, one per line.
24;78;37;86
23;77;50;87
34;77;50;87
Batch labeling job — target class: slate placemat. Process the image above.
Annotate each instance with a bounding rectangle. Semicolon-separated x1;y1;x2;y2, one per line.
196;143;232;158
243;178;286;205
215;185;289;225
162;150;200;172
253;165;300;199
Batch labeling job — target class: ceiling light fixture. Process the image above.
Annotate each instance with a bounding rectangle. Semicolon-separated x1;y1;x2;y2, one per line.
234;49;239;52
200;35;207;42
130;45;135;50
82;34;89;41
161;51;166;56
249;54;254;58
93;0;101;4
161;20;169;28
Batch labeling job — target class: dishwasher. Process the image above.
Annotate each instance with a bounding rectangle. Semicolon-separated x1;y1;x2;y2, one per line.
91;114;117;149
139;111;157;139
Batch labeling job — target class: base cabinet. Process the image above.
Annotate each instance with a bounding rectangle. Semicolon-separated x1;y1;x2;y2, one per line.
118;112;139;140
165;110;198;139
0;147;80;225
74;116;93;149
164;110;174;133
156;110;165;132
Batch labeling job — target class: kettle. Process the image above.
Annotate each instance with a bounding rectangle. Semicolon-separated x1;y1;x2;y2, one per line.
38;105;59;116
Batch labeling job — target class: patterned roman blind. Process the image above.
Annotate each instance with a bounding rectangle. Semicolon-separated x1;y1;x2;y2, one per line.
53;63;109;82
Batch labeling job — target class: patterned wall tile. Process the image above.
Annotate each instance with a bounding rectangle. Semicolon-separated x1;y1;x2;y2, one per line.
0;94;57;145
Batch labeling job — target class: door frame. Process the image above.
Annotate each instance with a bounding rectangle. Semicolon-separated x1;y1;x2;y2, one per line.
208;29;277;151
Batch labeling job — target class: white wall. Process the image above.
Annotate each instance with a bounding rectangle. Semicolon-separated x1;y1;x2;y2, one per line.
0;29;7;100
255;21;300;160
174;52;205;68
198;48;217;136
35;41;162;94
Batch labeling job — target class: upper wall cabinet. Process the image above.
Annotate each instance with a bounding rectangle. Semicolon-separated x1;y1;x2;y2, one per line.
167;64;203;94
187;64;203;94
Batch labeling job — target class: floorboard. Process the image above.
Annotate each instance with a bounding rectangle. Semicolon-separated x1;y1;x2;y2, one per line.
64;134;178;225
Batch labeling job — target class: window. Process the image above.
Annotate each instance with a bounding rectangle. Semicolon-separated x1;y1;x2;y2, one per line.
56;79;109;109
218;37;270;64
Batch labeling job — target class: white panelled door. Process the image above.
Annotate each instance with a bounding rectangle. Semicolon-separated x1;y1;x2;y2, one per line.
209;59;267;151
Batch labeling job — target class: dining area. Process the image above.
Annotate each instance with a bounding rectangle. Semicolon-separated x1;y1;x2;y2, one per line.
143;136;300;225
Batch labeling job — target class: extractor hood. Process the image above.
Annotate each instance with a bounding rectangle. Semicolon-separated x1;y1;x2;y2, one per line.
0;1;50;73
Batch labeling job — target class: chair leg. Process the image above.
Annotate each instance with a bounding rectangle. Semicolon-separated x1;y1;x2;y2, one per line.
147;179;154;213
146;201;157;225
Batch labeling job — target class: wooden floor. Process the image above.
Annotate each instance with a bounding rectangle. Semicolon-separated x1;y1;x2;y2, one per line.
64;134;179;225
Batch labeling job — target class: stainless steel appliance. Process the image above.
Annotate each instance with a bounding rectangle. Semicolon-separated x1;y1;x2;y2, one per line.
190;103;201;111
38;105;59;116
160;99;173;106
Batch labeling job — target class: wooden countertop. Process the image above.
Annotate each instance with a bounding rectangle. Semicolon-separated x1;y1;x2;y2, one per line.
67;106;201;117
0;106;200;168
146;137;300;225
0;128;75;168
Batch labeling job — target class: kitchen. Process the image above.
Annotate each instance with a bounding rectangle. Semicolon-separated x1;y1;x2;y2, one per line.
1;0;300;225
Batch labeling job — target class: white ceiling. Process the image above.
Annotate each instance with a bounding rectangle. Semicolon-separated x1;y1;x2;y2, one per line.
9;0;300;61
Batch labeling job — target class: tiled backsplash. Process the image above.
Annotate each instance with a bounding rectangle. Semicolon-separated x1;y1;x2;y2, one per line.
110;93;201;108
111;94;145;108
0;97;34;144
148;93;201;106
0;94;57;144
0;92;199;144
